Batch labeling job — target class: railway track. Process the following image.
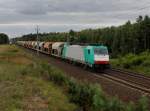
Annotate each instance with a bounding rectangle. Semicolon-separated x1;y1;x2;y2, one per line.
100;74;150;95
102;69;150;95
111;68;150;80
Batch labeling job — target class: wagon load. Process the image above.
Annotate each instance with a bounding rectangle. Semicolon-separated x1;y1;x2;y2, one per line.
39;42;44;51
32;42;37;49
43;42;53;54
28;41;33;48
31;41;35;49
52;42;65;57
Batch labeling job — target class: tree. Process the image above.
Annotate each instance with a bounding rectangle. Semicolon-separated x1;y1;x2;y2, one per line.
14;15;150;57
0;33;9;44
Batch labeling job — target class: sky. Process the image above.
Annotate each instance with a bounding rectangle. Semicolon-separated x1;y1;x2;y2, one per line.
0;0;150;38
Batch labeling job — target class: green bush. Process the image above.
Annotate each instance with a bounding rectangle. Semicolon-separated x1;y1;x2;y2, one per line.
68;81;106;111
105;97;124;111
111;51;150;75
131;56;145;66
68;79;82;104
51;72;68;85
125;102;135;111
37;60;149;111
77;84;95;110
142;60;150;67
135;96;149;111
122;61;131;69
91;85;107;111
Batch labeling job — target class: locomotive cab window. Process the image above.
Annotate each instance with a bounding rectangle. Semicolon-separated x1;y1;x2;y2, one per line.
88;49;90;54
94;48;108;55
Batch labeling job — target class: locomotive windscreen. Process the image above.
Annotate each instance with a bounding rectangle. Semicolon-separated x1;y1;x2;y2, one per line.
94;48;108;55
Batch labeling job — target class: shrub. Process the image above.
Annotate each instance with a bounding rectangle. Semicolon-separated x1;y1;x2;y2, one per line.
131;56;145;66
142;60;150;67
53;72;67;85
125;102;135;111
37;61;149;111
40;62;52;72
105;97;124;111
49;69;69;85
122;61;131;69
68;82;106;111
20;66;29;76
68;79;82;104
91;85;107;111
135;96;149;111
78;84;94;110
110;59;120;67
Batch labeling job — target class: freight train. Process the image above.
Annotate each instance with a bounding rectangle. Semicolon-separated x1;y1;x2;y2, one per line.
17;41;110;70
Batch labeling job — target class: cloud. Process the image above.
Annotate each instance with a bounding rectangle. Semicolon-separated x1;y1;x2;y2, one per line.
15;0;50;15
0;0;150;38
14;0;150;14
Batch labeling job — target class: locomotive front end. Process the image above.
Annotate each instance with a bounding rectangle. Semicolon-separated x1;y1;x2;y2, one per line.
94;46;109;68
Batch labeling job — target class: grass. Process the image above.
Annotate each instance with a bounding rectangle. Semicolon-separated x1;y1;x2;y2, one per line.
0;45;77;111
0;45;149;111
111;51;150;76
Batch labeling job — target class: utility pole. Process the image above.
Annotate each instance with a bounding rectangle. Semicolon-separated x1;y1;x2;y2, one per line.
36;25;40;56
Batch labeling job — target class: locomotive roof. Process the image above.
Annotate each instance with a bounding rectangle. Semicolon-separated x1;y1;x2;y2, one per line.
86;45;108;49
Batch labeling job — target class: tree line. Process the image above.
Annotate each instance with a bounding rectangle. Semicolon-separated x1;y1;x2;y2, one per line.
0;33;9;44
14;15;150;57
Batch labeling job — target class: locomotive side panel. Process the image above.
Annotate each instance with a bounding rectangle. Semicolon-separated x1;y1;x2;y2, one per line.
65;45;85;63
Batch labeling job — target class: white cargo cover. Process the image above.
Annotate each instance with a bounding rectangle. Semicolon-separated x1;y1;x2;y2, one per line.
52;42;65;56
66;45;84;62
52;42;64;50
35;42;38;46
32;42;37;49
31;42;35;46
39;42;44;47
